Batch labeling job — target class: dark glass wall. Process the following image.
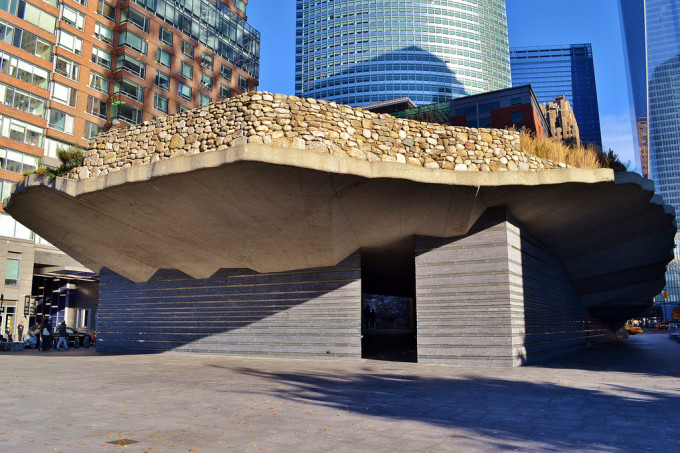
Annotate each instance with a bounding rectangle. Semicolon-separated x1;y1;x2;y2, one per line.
510;44;602;148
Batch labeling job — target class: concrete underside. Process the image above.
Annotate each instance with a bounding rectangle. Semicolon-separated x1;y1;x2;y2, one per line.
5;144;676;331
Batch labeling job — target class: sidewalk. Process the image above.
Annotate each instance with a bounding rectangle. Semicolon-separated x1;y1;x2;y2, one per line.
1;331;678;452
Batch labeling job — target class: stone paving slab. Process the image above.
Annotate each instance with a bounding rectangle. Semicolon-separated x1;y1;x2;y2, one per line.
1;330;679;452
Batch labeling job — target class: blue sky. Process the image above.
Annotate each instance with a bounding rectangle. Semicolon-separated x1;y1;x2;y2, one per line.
248;0;637;171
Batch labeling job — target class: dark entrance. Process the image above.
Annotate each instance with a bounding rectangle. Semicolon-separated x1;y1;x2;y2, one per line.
361;237;416;362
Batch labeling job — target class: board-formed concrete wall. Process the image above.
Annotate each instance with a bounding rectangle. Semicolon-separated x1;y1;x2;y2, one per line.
415;209;609;366
96;253;361;359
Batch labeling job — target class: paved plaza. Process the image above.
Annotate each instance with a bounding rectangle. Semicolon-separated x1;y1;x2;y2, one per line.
1;331;678;452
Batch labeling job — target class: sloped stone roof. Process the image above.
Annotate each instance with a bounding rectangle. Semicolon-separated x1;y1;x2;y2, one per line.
68;92;569;180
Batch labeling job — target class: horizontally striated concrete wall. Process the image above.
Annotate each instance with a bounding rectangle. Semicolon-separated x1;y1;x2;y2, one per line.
415;208;609;367
68;92;570;180
96;254;362;359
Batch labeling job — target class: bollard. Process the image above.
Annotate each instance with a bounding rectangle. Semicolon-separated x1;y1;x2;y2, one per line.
84;335;89;349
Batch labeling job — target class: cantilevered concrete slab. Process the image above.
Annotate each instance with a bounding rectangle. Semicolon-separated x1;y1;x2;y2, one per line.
4;92;677;340
4;142;676;322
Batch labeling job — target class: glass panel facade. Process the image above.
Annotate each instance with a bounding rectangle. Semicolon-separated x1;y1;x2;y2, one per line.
295;0;510;106
620;0;680;311
510;44;603;148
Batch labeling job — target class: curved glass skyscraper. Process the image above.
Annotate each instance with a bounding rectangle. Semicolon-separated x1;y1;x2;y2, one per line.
295;0;511;106
619;0;680;317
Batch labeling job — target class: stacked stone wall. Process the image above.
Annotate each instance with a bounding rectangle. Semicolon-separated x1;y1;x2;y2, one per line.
68;92;570;180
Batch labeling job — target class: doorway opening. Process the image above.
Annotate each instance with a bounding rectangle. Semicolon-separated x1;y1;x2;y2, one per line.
361;237;416;362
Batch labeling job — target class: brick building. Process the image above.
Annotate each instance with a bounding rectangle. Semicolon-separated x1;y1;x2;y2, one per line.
0;0;260;342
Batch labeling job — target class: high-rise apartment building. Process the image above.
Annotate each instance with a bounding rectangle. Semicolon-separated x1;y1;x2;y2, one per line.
295;0;511;107
510;44;602;149
0;0;260;341
619;0;680;315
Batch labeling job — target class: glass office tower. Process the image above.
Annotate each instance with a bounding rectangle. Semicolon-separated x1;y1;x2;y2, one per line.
619;0;680;317
295;0;511;106
510;44;603;148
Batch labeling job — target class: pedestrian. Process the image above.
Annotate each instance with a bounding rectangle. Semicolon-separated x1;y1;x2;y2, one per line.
363;305;370;329
369;308;377;329
17;321;24;342
56;321;68;351
41;321;51;351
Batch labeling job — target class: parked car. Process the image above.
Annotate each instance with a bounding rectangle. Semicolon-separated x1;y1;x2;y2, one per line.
625;324;643;334
656;322;669;329
53;326;91;347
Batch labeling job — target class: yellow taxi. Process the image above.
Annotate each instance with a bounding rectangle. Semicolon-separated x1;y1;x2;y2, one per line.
625;323;643;334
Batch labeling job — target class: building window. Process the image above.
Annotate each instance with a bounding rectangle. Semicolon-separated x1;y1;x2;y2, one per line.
48;109;74;134
51;82;77;108
178;82;191;101
0;148;39;174
118;30;147;55
6;1;57;33
200;73;212;91
114;78;143;102
201;53;213;70
120;7;149;32
93;22;113;44
111;102;142;124
96;0;115;21
181;40;194;58
220;64;232;82
54;56;80;82
5;257;19;286
157;48;171;68
511;111;523;123
179;61;193;80
86;95;107;119
58;30;82;55
159;26;172;46
0;84;46;118
510;97;522;106
88;71;109;94
116;53;145;78
0;19;53;62
155;70;169;91
219;83;230;99
153;92;168;113
0;115;44;147
176;104;188;114
2;52;50;89
91;46;111;69
238;75;248;91
200;94;211;106
233;0;246;13
84;121;104;139
61;5;85;30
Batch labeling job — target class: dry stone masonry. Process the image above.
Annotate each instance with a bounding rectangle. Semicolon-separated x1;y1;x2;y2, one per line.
68;92;569;180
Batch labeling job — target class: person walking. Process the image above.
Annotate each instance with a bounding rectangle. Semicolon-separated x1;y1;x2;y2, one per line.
56;321;68;351
17;321;24;342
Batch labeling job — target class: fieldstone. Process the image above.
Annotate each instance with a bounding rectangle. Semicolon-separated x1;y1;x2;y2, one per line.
169;134;185;149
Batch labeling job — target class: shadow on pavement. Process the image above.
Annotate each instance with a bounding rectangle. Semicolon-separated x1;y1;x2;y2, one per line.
227;364;678;451
533;332;680;378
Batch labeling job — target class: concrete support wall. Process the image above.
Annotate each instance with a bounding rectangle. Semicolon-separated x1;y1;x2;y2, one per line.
97;253;361;359
416;208;609;367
